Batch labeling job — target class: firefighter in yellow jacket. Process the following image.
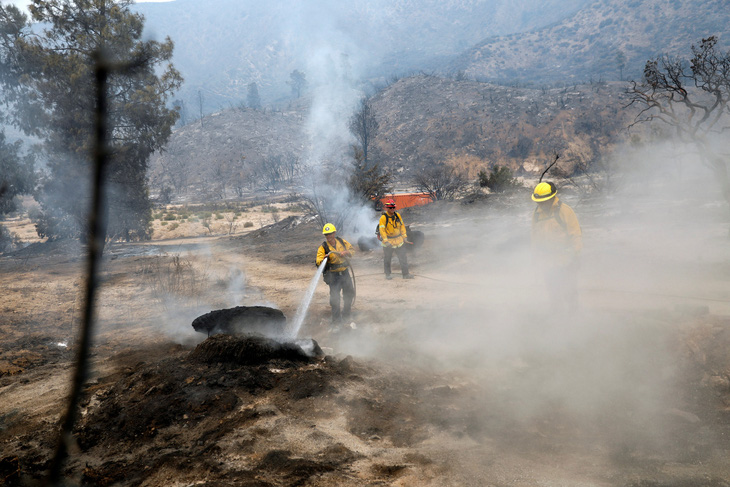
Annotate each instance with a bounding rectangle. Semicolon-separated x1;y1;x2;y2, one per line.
316;223;355;324
531;182;582;310
379;199;414;279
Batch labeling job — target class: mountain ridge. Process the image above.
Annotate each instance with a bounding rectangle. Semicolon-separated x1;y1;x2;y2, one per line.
132;0;591;113
450;0;730;83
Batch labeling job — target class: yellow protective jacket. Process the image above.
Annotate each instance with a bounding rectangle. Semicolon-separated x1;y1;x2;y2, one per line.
316;237;354;273
531;197;582;266
379;212;408;248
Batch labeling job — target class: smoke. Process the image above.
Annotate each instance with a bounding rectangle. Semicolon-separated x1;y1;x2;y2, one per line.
325;134;730;462
286;4;382;237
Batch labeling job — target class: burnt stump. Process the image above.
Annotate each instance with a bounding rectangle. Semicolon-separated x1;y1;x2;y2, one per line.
192;306;287;338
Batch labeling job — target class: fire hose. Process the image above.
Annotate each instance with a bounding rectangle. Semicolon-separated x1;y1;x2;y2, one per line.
350;271;729;305
346;257;357;307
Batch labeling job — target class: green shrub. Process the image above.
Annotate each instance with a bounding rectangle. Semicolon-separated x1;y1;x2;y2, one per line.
478;166;521;193
168;222;179;231
244;221;254;228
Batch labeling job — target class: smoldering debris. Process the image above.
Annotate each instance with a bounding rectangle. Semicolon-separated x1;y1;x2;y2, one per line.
189;334;324;364
191;305;287;337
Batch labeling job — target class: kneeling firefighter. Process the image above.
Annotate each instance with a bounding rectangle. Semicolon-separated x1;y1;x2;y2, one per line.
315;223;355;324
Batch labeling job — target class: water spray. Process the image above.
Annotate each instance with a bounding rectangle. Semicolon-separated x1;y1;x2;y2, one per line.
286;257;328;338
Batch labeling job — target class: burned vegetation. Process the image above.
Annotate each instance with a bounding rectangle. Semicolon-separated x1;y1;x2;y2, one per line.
1;332;488;486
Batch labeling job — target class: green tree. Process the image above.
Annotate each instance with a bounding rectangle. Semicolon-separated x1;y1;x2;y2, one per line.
348;145;391;205
0;6;29;122
478;166;520;193
0;131;36;252
0;0;182;241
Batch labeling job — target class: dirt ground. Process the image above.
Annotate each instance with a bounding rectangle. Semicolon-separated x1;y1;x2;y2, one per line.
1;191;730;486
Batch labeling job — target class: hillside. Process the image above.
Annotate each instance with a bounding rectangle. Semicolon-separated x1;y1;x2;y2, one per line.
451;0;730;84
132;0;591;113
148;102;308;201
369;75;630;178
149;75;633;200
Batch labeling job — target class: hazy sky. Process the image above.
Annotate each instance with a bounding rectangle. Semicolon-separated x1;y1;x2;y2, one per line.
4;0;175;12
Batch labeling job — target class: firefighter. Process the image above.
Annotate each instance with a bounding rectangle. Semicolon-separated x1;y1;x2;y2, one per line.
316;223;355;324
379;199;414;279
531;182;582;310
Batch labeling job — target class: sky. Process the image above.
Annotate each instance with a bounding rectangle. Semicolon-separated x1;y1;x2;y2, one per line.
4;0;175;12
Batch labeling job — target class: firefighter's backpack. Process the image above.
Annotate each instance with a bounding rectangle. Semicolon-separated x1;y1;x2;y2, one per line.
375;212;404;241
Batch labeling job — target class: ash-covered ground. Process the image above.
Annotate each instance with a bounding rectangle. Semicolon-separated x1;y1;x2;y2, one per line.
2;187;730;486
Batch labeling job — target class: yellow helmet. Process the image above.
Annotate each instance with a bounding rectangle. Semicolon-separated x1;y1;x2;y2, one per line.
532;182;557;202
322;223;336;234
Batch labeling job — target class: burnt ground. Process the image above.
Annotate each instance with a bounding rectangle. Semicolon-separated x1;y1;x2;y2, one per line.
2;191;730;486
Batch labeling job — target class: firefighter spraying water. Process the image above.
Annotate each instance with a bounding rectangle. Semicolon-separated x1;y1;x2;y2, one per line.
315;223;356;326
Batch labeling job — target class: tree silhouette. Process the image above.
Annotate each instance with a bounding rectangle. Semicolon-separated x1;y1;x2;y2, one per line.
247;81;261;109
288;69;307;98
348;96;379;165
627;36;730;205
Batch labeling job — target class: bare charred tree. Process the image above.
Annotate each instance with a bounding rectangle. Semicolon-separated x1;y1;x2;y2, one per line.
223;212;238;235
198;90;204;127
348;96;379;165
230;156;248;197
300;182;356;232
299;148;384;232
413;164;468;201
627;36;730;206
210;159;230;199
158;154;191;195
252;154;301;193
